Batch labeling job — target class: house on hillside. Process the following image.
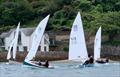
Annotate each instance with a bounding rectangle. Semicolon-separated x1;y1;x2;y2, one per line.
0;28;49;52
48;31;70;51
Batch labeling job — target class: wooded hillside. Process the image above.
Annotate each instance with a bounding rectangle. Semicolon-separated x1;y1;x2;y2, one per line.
0;0;120;45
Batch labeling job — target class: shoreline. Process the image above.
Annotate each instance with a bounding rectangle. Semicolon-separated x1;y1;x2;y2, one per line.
0;51;120;62
0;51;68;62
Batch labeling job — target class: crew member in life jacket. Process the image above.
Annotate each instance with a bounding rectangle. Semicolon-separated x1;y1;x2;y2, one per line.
89;56;94;64
38;60;42;65
43;60;49;68
83;55;94;65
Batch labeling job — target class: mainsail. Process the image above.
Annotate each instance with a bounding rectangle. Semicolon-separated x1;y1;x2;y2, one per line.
7;22;20;60
25;15;50;62
69;12;88;62
13;22;20;59
94;27;101;60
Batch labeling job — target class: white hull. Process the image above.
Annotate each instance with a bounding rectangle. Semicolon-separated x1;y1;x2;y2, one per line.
6;60;20;64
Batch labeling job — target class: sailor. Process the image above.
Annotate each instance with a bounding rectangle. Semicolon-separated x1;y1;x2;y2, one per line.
83;55;94;65
43;60;49;68
38;60;42;65
89;56;94;64
105;58;109;63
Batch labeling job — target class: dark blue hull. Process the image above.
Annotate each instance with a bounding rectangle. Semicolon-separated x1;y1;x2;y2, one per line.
23;61;37;67
96;61;108;64
23;61;54;69
23;61;45;67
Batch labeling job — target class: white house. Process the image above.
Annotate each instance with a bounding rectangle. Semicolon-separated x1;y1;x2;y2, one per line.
0;28;49;52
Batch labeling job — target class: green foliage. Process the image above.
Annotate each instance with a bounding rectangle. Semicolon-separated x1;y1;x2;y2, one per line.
0;47;6;52
63;46;69;52
102;40;120;46
79;0;94;12
0;0;120;43
0;1;34;26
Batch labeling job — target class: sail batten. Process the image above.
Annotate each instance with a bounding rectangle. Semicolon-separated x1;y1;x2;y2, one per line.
69;12;88;62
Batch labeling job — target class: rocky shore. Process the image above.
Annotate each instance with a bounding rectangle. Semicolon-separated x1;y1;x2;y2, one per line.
0;51;68;62
0;50;120;62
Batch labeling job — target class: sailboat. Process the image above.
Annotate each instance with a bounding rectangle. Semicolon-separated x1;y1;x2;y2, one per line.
68;12;88;63
94;26;101;61
7;22;20;63
23;15;53;68
94;27;108;64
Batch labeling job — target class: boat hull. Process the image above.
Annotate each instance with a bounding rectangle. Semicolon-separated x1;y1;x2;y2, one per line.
6;60;19;64
96;58;109;64
96;60;108;64
23;61;54;69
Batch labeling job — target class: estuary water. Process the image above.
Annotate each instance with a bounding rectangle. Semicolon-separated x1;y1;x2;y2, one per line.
0;61;120;77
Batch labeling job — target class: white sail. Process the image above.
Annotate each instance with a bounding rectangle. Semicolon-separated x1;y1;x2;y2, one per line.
7;23;20;60
94;27;101;60
7;39;15;60
25;15;50;62
13;22;20;59
69;12;88;62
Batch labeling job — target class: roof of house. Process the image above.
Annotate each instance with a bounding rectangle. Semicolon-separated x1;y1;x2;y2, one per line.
0;27;49;38
0;28;35;38
0;29;14;38
21;28;35;36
